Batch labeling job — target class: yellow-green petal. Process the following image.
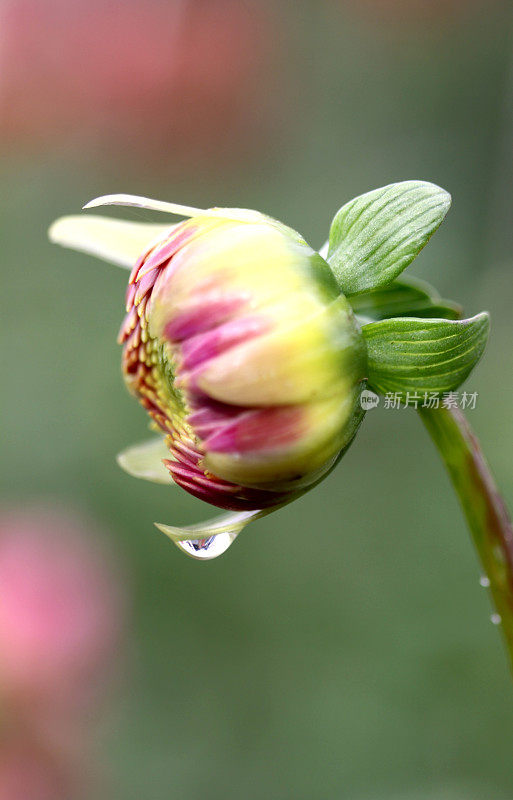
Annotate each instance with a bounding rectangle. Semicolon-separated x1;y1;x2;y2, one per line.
48;216;174;269
117;438;175;485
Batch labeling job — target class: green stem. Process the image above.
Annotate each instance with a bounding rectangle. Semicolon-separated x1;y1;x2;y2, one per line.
419;405;513;672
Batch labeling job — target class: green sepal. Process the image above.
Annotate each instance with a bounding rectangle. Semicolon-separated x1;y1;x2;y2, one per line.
349;276;462;322
363;312;490;397
327;181;451;295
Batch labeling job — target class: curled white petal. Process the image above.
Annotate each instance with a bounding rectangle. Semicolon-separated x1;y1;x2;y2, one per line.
83;194;205;217
82;195;271;226
49;216;174;269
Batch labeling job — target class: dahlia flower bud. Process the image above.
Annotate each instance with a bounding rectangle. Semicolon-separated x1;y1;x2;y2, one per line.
50;182;488;558
119;208;366;511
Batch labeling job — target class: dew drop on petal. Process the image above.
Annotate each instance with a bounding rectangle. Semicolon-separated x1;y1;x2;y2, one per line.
479;575;490;588
490;613;502;625
174;532;238;561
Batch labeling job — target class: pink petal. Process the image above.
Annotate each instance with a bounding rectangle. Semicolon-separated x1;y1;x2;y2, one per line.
204;406;305;454
164;294;247;342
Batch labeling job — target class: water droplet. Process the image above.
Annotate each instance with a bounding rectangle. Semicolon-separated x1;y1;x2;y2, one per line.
490;613;502;625
479;575;490;588
174;531;238;560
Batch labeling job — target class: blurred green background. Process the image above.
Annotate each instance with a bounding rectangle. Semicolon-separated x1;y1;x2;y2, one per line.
2;1;513;797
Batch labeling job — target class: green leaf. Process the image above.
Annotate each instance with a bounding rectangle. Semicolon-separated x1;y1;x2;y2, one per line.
349;276;462;321
363;313;489;396
327;181;451;294
117;437;175;485
399;302;463;320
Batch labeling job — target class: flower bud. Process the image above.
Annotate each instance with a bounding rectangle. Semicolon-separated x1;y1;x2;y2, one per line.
49;183;491;556
119;209;366;511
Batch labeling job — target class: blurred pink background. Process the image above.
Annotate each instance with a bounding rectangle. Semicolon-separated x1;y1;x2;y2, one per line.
0;506;125;798
0;0;280;165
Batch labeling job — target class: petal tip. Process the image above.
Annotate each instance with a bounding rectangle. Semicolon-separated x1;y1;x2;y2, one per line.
47;216;72;244
117;438;175;485
48;215;173;269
